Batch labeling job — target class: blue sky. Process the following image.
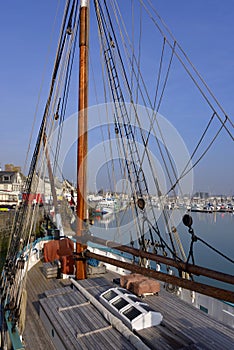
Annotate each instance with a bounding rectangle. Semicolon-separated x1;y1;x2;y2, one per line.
0;1;233;195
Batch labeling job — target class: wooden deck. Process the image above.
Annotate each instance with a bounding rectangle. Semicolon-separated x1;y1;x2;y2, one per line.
23;261;234;349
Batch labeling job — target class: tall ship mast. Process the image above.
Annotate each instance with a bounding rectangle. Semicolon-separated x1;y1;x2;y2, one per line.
76;0;89;280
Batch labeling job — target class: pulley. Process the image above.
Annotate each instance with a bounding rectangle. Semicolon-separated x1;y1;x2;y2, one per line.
137;198;145;210
66;26;72;35
114;122;119;134
182;214;193;228
54;112;59;120
54;97;61;120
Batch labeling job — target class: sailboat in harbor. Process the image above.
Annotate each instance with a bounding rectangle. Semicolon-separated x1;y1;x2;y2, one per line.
1;1;234;349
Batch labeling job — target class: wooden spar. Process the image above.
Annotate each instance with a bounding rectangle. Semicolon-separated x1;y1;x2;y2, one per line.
85;251;234;303
43;133;59;215
77;235;234;285
76;0;89;280
43;133;64;236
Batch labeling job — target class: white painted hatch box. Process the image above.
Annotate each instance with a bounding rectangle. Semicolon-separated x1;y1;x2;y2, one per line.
99;287;163;331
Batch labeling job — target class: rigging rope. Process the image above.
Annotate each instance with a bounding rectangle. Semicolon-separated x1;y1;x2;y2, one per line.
95;0;179;258
23;0;63;175
166;113;229;195
95;0;148;249
142;0;234;140
105;0;183;255
109;0;184;204
183;215;234;265
112;0;233;208
1;0;79;330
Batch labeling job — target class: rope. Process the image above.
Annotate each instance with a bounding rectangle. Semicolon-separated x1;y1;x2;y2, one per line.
185;225;234;265
166;113;228;195
101;0;180;256
1;0;80;330
23;0;62;175
142;0;234;139
109;0;186;211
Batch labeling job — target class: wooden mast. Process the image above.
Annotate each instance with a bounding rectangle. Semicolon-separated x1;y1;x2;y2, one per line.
76;0;89;280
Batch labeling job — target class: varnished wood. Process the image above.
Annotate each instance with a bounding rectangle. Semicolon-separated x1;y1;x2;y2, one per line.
85;251;234;303
81;235;234;285
76;1;89;280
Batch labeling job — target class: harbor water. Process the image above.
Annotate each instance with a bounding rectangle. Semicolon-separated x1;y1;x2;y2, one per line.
91;208;234;292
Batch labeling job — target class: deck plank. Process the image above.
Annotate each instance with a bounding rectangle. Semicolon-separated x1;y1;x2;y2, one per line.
23;261;234;350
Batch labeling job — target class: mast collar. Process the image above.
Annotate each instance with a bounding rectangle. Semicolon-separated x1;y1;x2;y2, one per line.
81;0;89;8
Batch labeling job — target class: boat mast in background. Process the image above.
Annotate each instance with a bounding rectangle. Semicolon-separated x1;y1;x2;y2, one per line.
76;0;89;280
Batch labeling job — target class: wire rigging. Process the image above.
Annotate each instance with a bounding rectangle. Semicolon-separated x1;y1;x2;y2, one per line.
141;0;234;140
1;0;79;330
95;0;181;258
109;0;185;205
